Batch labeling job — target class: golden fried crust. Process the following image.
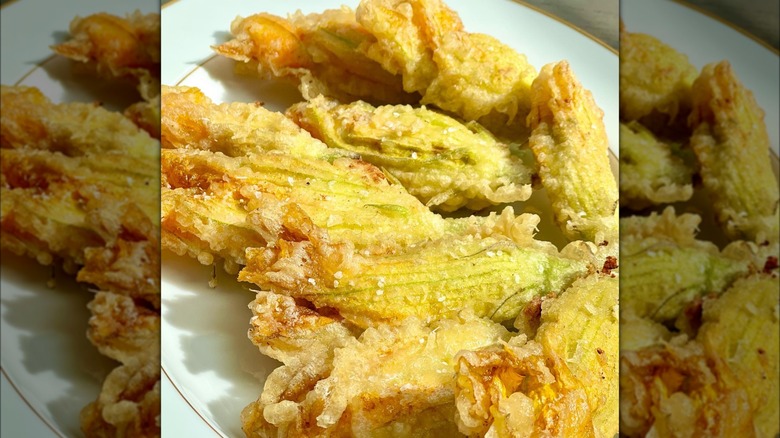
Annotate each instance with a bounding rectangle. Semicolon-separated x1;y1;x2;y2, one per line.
0;86;53;148
455;339;595;437
619;340;755;438
247;291;356;367
240;201;589;328
51;12;160;97
619;26;697;124
527;61;618;245
698;274;780;438
619;208;753;323
1;85;159;159
214;13;309;68
424;31;536;123
536;274;619;438
1;179;104;272
86;292;160;365
357;0;537;126
79;239;161;309
620;206;704;248
125;94;161;139
51;12;161;137
453;274;617;438
1;85;160;436
80;361;161;438
160;141;453;267
1;149;158;277
1;143;159;293
53;12;160;69
161;184;268;274
356;0;462;93
287;96;533;211
619;122;694;209
689;61;780;243
214;9;416;105
245;292;357;433
243;315;509;437
161;85;328;158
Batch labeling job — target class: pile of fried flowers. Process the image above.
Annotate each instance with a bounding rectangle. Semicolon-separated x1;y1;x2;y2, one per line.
162;0;620;436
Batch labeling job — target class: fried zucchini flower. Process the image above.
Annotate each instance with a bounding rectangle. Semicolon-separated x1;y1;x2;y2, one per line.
214;8;416;105
454;274;618;437
288;96;533;211
619;22;697;126
620;208;752;323
527;61;618;245
243;314;510;437
356;0;537;125
51;12;161;137
619;121;694;210
689;60;780;244
241;206;590;328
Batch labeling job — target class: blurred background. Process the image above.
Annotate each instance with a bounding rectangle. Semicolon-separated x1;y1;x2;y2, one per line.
3;0;776;50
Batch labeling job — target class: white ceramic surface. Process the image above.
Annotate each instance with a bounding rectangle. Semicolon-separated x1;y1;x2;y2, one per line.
0;1;157;436
160;1;618;437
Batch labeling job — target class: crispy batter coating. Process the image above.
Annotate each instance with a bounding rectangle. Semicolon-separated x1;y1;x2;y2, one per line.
535;274;619;437
214;9;416;104
241;209;590;327
161;88;543;272
288;96;533;211
356;0;536;124
1;85;160;436
454;273;617;438
161;184;268;274
355;0;461;93
619;22;697;125
80;361;161;438
619;339;754;437
1;85;159;159
79;239;161;309
125;94;161;139
698;274;780;438
424;31;536;124
620;208;752;322
161;85;331;158
51;12;161;137
620;206;702;246
1;148;158;283
620;245;748;323
86;292;160;365
248;291;357;367
619;314;672;352
188;2;617;434
216;0;538;126
51;12;159;74
620;272;779;438
619;121;694;209
455;338;594;437
246;293;358;417
689;61;780;243
51;12;160;98
527;61;618;245
618;18;779;438
1;135;158;285
161;147;456;271
242;314;509;437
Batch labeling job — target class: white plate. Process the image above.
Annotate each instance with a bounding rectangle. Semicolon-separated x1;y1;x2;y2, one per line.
0;1;157;437
621;0;779;156
161;1;618;437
